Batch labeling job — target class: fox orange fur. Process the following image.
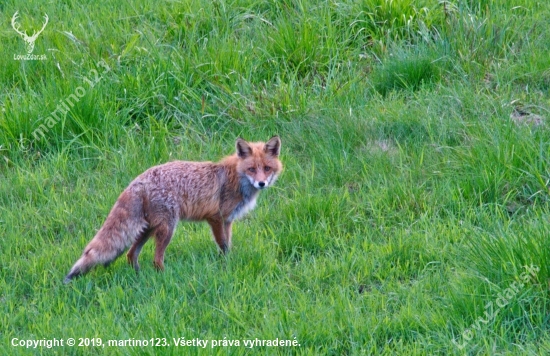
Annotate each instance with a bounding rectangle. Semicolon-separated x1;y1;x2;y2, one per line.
64;136;282;283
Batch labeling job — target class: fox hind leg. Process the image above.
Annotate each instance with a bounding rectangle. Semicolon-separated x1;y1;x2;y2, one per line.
152;221;177;271
127;227;153;272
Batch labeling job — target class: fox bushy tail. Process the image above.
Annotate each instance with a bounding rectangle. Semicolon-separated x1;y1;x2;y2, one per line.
64;189;148;283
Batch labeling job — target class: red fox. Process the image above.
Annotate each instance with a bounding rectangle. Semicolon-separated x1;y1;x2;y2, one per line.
64;136;282;283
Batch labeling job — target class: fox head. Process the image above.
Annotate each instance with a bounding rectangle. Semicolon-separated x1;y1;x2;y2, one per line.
236;136;282;190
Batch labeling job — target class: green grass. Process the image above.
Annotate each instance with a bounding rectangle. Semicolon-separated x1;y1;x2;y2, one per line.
1;0;550;354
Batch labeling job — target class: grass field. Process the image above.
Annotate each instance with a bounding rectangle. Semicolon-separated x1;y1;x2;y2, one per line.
2;0;550;354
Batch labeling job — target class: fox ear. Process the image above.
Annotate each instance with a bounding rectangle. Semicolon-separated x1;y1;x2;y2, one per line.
236;138;253;158
264;136;281;157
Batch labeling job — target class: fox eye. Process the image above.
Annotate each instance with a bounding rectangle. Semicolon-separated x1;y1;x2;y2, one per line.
248;167;256;173
264;166;271;172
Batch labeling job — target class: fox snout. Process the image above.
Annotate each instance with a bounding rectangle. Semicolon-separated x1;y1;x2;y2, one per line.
252;179;267;189
247;172;276;189
256;175;277;189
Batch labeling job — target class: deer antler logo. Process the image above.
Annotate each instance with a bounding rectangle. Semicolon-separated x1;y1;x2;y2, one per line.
11;11;49;54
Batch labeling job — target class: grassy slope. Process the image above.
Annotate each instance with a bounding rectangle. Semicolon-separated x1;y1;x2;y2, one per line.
1;0;550;354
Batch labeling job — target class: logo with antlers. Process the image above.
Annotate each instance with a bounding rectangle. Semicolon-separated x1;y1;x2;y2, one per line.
11;11;49;54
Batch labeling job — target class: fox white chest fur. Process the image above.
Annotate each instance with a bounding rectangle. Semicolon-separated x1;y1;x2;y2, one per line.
228;176;260;221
